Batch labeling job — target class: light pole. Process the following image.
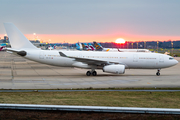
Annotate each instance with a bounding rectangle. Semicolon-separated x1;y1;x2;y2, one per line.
127;42;128;49
137;42;138;49
144;41;146;49
171;41;173;56
157;41;159;53
131;43;133;49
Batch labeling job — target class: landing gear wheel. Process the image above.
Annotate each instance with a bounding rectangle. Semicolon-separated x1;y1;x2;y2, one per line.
156;72;160;76
92;71;97;76
86;71;91;76
156;69;161;76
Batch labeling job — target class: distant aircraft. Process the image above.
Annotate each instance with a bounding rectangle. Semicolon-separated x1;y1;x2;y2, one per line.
93;41;150;52
0;43;7;51
76;43;83;50
93;41;104;51
1;43;7;46
76;43;94;51
82;43;91;50
0;46;6;51
4;23;178;76
88;43;95;51
48;44;56;50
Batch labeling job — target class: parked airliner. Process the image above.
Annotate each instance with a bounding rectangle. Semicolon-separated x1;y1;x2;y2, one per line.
4;23;178;76
0;43;7;51
0;46;5;51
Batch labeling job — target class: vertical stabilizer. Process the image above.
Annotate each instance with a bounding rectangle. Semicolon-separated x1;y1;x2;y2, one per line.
93;41;103;51
79;43;82;49
88;43;95;51
3;23;37;49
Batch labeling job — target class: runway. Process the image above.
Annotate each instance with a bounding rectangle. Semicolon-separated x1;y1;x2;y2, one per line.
0;51;180;89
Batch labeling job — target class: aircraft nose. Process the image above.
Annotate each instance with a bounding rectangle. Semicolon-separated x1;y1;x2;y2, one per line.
172;59;179;66
175;59;179;65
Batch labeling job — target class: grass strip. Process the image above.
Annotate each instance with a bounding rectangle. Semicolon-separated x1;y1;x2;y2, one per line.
3;87;180;90
0;91;180;108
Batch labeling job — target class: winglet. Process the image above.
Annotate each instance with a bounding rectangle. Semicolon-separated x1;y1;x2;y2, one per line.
59;52;67;57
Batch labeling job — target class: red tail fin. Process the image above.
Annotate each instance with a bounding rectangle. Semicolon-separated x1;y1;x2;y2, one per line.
0;46;4;51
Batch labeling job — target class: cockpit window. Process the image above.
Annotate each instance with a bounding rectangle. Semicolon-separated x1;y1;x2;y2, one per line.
169;57;174;60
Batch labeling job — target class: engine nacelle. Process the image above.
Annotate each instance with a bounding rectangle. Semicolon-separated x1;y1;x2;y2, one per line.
103;64;125;74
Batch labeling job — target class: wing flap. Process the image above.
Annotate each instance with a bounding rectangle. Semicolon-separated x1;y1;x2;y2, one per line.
59;52;121;66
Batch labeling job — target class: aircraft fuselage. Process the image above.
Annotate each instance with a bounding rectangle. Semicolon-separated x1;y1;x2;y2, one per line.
23;49;178;69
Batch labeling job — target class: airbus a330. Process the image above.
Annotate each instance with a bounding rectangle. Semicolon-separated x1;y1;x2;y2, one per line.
4;23;178;76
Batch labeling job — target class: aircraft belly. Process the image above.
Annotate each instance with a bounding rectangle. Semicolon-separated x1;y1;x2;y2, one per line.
144;61;156;68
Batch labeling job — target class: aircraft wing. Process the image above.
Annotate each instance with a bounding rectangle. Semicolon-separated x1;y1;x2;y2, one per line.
59;52;122;66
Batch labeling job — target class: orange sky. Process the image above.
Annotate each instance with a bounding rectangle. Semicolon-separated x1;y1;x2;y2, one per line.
1;34;180;43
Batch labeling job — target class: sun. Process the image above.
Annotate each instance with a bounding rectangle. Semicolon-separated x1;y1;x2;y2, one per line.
115;38;125;44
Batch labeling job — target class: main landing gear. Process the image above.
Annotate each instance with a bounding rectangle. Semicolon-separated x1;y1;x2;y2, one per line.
86;70;97;76
156;69;161;76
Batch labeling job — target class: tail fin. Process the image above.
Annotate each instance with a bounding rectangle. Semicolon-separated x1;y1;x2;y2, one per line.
82;43;86;50
0;46;4;51
1;43;6;46
83;43;91;50
3;23;37;49
79;43;82;49
93;41;103;51
76;43;81;50
88;43;95;51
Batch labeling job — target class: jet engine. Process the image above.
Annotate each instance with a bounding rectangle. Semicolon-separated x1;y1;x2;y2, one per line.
103;64;125;74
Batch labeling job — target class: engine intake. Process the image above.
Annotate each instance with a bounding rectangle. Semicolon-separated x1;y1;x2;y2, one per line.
103;64;125;74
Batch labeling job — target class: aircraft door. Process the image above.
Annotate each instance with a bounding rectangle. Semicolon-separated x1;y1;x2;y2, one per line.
133;54;138;62
39;51;44;59
159;55;164;63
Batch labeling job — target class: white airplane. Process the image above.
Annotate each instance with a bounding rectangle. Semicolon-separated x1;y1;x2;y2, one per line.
4;23;178;76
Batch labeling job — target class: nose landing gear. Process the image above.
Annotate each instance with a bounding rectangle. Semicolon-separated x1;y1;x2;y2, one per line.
156;69;161;76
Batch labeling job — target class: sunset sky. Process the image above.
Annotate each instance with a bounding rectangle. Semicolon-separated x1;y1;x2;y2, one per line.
0;0;180;43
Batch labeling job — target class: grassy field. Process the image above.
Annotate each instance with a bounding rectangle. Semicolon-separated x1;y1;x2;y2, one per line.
1;91;180;108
